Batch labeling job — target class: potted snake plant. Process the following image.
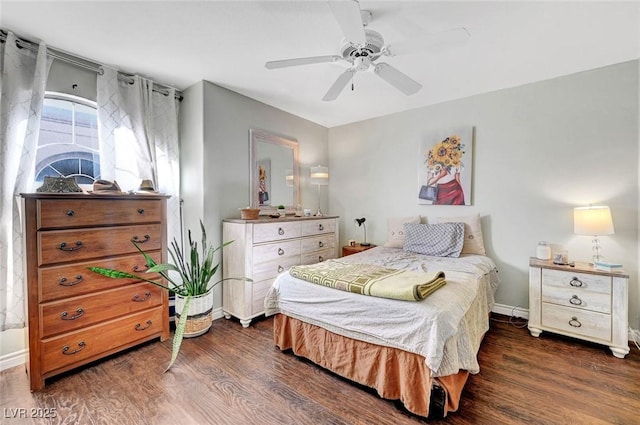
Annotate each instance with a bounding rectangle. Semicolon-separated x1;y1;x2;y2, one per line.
89;220;244;372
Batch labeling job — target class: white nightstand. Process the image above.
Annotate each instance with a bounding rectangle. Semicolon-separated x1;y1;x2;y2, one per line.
528;258;629;358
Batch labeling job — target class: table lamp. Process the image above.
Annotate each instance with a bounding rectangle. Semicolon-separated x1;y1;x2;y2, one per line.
310;165;329;216
355;217;370;246
573;205;614;263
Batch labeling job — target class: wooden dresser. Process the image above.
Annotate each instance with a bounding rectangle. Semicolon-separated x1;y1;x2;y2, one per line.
528;258;629;358
222;216;339;327
21;193;170;390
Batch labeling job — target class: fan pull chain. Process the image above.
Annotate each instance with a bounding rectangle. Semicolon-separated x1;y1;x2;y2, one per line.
351;73;355;91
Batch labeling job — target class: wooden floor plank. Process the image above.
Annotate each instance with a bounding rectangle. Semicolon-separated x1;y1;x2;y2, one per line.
1;314;638;424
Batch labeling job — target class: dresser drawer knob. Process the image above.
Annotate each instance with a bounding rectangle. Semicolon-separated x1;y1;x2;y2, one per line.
569;295;583;306
319;255;324;262
278;227;285;236
569;317;582;328
318;241;324;248
133;264;150;273
277;265;284;273
60;308;84;320
318;224;324;231
59;241;83;251
62;341;85;355
135;320;152;331
131;234;150;244
278;248;285;256
59;275;83;286
66;210;75;216
137;208;145;214
569;277;584;287
132;291;151;302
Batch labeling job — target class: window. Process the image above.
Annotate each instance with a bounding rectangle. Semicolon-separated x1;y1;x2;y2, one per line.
35;93;100;184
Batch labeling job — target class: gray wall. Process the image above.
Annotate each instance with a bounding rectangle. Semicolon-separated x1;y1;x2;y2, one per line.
328;60;639;330
179;81;329;309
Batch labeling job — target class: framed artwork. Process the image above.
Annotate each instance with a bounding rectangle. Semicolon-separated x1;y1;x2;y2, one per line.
418;127;473;205
258;159;271;206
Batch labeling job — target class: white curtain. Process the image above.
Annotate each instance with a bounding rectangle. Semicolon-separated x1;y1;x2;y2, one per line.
96;67;181;250
0;32;52;330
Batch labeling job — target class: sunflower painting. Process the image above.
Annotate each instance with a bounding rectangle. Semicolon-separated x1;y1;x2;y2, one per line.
418;127;473;205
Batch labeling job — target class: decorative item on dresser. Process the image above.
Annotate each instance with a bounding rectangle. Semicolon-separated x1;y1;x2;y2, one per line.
573;205;615;263
528;257;629;358
342;243;377;257
310;165;329;216
20;193;170;391
222;215;339;327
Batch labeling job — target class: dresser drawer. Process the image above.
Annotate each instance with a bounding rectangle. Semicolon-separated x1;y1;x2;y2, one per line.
41;307;164;375
301;247;336;265
253;256;300;282
251;280;274;315
40;282;164;338
37;198;162;229
301;234;335;253
253;221;301;243
542;282;611;314
301;219;335;236
38;224;162;266
252;239;301;264
541;303;611;342
39;252;162;302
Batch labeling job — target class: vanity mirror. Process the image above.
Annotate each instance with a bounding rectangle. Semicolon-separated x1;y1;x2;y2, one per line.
249;129;299;213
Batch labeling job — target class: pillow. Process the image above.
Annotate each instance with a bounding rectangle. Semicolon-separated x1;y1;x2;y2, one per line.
436;214;486;255
383;216;421;248
403;222;465;257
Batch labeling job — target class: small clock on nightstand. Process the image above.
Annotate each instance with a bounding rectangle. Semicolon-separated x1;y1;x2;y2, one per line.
342;243;376;257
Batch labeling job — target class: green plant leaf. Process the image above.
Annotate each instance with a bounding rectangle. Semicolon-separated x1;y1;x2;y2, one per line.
164;295;190;373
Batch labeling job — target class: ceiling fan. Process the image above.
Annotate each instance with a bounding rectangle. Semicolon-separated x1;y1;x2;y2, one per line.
265;0;470;101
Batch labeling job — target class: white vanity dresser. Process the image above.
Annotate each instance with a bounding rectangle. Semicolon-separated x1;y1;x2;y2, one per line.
222;216;339;327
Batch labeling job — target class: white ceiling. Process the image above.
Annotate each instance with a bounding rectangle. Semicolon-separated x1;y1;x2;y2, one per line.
1;1;639;128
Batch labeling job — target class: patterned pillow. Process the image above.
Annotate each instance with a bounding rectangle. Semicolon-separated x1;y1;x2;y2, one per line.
403;222;465;258
383;216;421;248
436;214;486;255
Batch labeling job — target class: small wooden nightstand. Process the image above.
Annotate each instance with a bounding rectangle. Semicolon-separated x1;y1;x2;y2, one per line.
342;243;377;257
528;257;629;358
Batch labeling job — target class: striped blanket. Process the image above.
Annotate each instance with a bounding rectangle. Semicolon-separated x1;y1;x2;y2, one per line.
288;260;446;301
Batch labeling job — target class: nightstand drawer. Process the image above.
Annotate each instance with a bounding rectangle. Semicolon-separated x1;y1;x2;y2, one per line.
541;284;610;314
542;269;611;295
541;303;611;342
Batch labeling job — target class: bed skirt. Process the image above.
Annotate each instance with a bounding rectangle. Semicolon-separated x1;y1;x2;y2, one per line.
273;314;469;418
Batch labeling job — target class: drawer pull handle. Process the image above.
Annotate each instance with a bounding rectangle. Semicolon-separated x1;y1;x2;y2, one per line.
569;295;583;306
278;227;285;236
131;234;150;244
569;277;583;287
278;248;285;256
318;224;324;231
318;241;324;248
319;255;324;262
61;308;84;320
59;275;83;286
277;265;284;273
132;291;151;302
135;320;152;331
133;264;150;272
137;208;145;214
62;341;85;355
59;241;83;251
569;317;582;328
66;210;75;216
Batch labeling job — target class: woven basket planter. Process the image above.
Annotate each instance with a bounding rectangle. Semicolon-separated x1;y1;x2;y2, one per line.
175;291;214;338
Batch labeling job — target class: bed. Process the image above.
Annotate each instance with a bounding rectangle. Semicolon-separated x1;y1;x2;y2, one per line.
264;242;499;419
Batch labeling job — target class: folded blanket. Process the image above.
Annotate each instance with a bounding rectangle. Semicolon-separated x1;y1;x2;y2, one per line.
288;260;446;301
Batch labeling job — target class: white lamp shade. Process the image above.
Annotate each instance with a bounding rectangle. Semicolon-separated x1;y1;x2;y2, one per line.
310;165;329;186
574;206;614;236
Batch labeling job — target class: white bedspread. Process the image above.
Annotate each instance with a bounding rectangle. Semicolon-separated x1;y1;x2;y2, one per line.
264;246;500;377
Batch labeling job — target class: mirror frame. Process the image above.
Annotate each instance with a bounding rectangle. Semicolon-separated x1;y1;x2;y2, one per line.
249;129;299;213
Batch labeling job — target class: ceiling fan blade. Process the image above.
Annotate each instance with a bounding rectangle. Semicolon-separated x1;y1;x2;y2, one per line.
373;63;422;96
265;55;343;69
322;69;356;101
328;0;367;46
387;27;471;56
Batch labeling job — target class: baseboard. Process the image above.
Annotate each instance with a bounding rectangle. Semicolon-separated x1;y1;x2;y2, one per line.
0;349;26;372
492;303;529;319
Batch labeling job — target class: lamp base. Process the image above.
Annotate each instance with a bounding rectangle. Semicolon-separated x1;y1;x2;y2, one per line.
315;209;324;217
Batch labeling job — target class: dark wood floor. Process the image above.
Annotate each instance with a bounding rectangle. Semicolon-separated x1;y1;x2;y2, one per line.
1;314;638;425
